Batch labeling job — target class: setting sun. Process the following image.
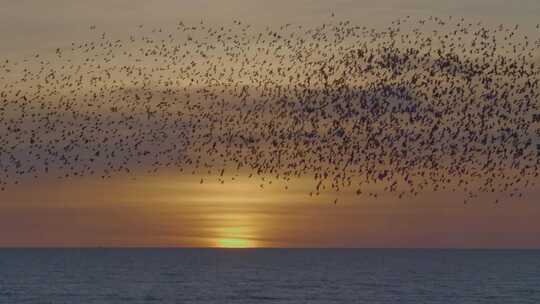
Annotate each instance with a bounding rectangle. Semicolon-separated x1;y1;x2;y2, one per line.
217;238;251;248
215;227;254;248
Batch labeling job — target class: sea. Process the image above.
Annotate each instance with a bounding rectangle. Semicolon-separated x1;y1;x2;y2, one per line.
0;249;539;303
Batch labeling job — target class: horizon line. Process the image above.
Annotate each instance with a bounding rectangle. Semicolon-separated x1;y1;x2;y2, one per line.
1;247;540;250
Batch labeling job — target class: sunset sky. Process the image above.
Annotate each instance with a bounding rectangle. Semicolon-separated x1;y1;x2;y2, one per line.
1;0;540;248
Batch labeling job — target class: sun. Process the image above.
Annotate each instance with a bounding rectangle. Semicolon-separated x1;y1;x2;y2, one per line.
217;238;251;248
215;227;254;248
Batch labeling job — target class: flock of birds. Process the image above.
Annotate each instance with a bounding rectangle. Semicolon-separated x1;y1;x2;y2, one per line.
1;15;540;203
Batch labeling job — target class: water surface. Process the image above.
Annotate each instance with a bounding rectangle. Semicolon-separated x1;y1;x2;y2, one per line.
1;249;539;303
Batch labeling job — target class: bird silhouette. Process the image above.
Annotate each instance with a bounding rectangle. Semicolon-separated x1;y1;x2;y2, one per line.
0;16;538;204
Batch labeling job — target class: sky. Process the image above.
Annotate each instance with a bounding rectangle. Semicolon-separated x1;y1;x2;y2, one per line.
1;0;540;248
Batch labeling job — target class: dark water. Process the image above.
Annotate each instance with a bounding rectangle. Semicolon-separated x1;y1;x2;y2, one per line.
0;249;539;303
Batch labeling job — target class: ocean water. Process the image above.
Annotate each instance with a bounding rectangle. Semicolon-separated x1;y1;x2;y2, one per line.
0;249;539;303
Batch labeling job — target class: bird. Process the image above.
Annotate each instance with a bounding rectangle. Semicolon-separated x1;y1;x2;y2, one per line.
0;16;538;205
